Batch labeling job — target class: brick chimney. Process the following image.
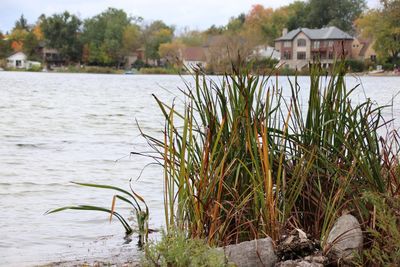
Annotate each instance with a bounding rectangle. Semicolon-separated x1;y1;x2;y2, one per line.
282;28;288;37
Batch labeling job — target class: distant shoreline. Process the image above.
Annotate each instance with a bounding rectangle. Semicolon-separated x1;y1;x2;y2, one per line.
1;68;399;77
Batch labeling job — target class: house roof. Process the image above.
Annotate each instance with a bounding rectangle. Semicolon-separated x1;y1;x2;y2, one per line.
251;45;280;60
7;51;27;60
356;38;374;57
275;26;353;41
182;47;206;62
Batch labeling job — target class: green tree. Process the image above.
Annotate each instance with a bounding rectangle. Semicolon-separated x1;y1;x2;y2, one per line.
23;31;40;60
205;25;226;35
305;0;366;32
82;8;131;66
15;14;29;31
41;12;82;62
0;32;12;59
286;1;310;30
226;13;246;33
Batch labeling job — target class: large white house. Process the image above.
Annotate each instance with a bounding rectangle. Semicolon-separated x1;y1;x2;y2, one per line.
7;52;41;69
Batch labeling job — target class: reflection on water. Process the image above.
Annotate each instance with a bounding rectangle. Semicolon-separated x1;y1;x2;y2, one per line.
0;72;399;266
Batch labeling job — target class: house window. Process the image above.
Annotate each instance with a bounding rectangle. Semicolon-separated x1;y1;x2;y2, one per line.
328;41;334;47
371;55;377;61
313;41;320;49
16;60;22;67
284;41;292;48
328;51;334;59
297;52;306;60
283;51;291;60
297;39;306;47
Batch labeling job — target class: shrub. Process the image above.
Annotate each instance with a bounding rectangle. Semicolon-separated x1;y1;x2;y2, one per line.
142;230;228;267
139;67;179;74
356;192;400;265
382;62;395;71
250;57;279;73
132;59;150;70
27;64;43;72
346;59;365;72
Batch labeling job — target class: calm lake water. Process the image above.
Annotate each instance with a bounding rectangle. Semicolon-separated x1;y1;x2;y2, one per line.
0;71;399;266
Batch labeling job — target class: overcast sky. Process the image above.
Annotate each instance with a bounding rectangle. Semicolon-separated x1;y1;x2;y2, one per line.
0;0;381;33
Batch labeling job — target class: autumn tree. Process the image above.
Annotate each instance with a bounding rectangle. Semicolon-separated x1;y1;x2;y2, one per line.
142;20;174;64
159;40;184;67
205;34;253;74
41;12;82;62
122;24;141;57
356;0;400;63
178;29;205;46
242;5;274;45
9;15;30;52
7;15;41;60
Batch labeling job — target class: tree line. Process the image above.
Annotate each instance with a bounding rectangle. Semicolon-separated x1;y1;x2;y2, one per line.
0;0;398;69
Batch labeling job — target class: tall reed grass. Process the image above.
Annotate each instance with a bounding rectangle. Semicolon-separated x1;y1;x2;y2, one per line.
139;61;399;255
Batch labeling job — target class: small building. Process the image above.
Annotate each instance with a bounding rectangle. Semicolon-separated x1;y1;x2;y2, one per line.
274;26;354;69
182;47;207;72
351;38;377;62
7;52;28;69
250;45;281;61
6;52;41;69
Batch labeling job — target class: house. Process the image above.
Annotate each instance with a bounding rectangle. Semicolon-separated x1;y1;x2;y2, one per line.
351;38;377;62
274;26;354;69
125;48;147;68
7;52;27;68
40;47;64;67
182;47;207;72
6;52;41;69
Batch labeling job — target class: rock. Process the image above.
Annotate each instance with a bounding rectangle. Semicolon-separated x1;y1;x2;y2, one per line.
304;255;326;264
222;238;277;267
276;259;324;267
325;214;363;262
276;255;327;267
277;229;320;261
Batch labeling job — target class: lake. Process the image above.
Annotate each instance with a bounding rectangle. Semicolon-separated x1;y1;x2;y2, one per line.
0;71;399;266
